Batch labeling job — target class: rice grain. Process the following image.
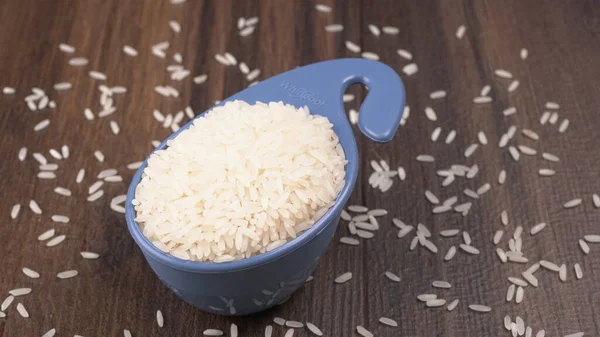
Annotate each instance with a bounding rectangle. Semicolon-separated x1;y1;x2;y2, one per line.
46;235;66;247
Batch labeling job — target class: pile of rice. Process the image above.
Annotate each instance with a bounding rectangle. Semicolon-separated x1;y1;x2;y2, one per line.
133;100;347;262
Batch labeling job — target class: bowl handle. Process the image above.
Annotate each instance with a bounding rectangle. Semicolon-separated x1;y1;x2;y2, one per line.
230;58;406;143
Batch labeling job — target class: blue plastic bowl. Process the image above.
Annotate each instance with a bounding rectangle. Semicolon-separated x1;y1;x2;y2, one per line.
125;58;405;315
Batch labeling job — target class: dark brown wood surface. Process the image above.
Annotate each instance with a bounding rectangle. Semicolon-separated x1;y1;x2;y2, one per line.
1;0;600;336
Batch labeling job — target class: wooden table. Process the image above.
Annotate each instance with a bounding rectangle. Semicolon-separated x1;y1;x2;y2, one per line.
1;0;600;336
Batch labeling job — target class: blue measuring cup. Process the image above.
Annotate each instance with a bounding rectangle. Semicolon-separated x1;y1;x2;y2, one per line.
125;58;405;315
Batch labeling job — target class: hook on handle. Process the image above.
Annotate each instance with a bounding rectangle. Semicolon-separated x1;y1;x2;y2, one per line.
228;58;406;142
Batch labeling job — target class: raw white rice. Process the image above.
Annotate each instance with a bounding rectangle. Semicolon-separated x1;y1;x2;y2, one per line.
540;111;551;124
69;57;89;66
29;200;42;214
424;107;437;121
416;154;435;162
378;317;397;327
10;204;20;219
194;74;208;84
564;198;582;208
38;171;56;179
430;90;446;99
455;25;466;39
542;152;559;162
477;131;488;145
123;45;138;56
385;271;401;282
46;235;66;247
564;333;584;337
368;24;380;36
38;229;55;241
538;169;555;176
382;26;399;34
224;52;237;65
246;69;261;81
238;62;250;74
273;317;286;325
304;322;322;336
417;294;436;302
348;205;368;213
325;24;343;32
84;108;94;120
574;263;583;279
169;20;181;33
285;321;303;328
447;299;459;311
110;121;120;134
356;325;373;337
520;48;528;59
9;288;31;297
18;147;27;161
16;303;29;318
584;234;600;243
473;96;492;104
54;82;72;90
464;143;478;157
76;168;85;183
530;222;546;235
57;270;78;279
479;85;491;96
106;175;123;182
361;52;379;61
425;190;439;204
81;251;100;259
40;163;58;171
495;69;513;78
402;63;418;76
1;295;14;311
432;281;451;288
343;94;355;103
345;41;361;53
549;112;559;124
426;299;446;307
134;101;346;262
239;26;255;36
508;80;520;92
522;272;538;287
559;119;569;133
440;229;460;237
397;49;412;60
515;286;524;303
59;43;75;53
522;129;539;140
592;193;600;208
89;71;107;80
23;267;40;278
540;260;560;271
509;277;528;287
315;4;332;12
51;215;69;223
335;272;352;284
42;328;56;337
156;310;164;327
445;130;456;144
88;180;104;195
203;329;224;336
459;244;480;255
468;304;491;312
34;119;50;131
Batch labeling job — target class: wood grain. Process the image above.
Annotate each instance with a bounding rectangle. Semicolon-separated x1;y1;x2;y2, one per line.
1;0;600;336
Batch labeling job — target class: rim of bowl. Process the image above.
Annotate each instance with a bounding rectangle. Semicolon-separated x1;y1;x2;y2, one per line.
125;122;358;274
